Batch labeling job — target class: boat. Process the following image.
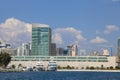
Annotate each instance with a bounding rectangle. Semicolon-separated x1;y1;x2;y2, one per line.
23;66;33;71
47;57;57;71
34;61;45;71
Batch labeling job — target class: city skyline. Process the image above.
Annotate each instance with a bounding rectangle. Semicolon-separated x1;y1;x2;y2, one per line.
0;0;120;55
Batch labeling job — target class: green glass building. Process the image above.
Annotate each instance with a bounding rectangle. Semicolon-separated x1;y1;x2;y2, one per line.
118;38;120;61
31;24;51;56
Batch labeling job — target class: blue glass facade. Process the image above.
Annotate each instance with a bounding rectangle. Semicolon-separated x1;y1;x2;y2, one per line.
118;38;120;60
31;24;51;56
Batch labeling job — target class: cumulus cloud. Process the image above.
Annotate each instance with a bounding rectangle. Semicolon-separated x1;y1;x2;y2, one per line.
104;25;119;34
52;27;86;45
0;18;86;48
90;36;107;44
52;33;63;45
0;18;32;47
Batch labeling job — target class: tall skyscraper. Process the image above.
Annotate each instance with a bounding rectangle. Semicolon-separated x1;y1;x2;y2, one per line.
31;24;51;56
118;38;120;61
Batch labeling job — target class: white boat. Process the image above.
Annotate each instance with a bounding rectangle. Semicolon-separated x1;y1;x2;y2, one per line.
23;66;33;71
34;61;45;71
47;57;57;71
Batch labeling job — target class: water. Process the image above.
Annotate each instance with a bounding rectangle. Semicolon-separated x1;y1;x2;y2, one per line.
0;71;120;80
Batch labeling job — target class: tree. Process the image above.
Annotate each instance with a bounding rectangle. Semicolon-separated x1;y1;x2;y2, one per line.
0;52;11;68
18;64;22;68
11;64;16;69
90;66;95;70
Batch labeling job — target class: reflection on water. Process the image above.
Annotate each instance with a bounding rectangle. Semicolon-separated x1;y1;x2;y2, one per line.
0;71;120;80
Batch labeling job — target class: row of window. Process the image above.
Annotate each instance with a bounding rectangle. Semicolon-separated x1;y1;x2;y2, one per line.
12;56;108;62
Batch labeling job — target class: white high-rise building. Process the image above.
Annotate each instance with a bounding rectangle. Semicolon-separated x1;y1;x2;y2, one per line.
17;43;31;56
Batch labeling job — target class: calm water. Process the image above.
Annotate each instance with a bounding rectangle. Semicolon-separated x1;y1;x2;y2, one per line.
0;71;120;80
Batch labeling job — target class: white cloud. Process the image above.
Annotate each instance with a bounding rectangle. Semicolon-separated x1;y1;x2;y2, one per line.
104;25;119;34
90;36;107;44
0;18;32;47
52;33;63;44
52;27;86;45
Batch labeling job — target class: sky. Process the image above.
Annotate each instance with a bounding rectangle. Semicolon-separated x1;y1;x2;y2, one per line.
0;0;120;55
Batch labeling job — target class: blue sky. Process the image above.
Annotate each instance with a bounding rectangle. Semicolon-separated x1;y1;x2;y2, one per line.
0;0;120;55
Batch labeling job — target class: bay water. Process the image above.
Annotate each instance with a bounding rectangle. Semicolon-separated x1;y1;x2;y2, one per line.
0;71;120;80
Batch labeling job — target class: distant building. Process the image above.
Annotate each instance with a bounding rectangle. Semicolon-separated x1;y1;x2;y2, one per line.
67;45;72;56
63;50;68;56
103;49;109;56
31;24;51;56
71;45;77;56
17;43;31;56
56;48;64;56
1;48;17;56
67;44;78;56
51;43;56;56
0;43;11;48
118;38;120;61
0;43;16;55
79;49;86;56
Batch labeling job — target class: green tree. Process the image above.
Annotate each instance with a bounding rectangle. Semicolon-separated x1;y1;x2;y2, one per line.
11;64;16;69
66;65;71;69
0;52;11;68
18;64;22;68
110;66;113;69
90;66;95;70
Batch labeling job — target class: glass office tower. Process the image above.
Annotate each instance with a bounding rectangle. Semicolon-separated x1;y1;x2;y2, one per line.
118;38;120;61
31;24;51;56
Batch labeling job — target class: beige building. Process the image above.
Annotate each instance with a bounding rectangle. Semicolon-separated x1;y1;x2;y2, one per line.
9;56;118;69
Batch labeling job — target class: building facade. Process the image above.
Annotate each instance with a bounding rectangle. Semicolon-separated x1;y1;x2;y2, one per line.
31;24;51;56
17;43;31;56
56;48;64;56
118;38;120;61
51;43;56;56
11;56;118;69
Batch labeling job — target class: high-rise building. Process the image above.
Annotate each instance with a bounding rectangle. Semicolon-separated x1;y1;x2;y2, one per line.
31;24;51;56
17;43;31;56
56;48;64;56
67;44;78;56
118;38;120;61
71;45;78;56
51;43;56;56
67;45;72;56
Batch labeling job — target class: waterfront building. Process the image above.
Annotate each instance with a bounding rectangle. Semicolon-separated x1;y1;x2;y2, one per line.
51;43;57;56
11;55;118;69
31;24;51;56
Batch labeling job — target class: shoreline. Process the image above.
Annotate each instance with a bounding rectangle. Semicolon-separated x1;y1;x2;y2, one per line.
57;69;120;72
